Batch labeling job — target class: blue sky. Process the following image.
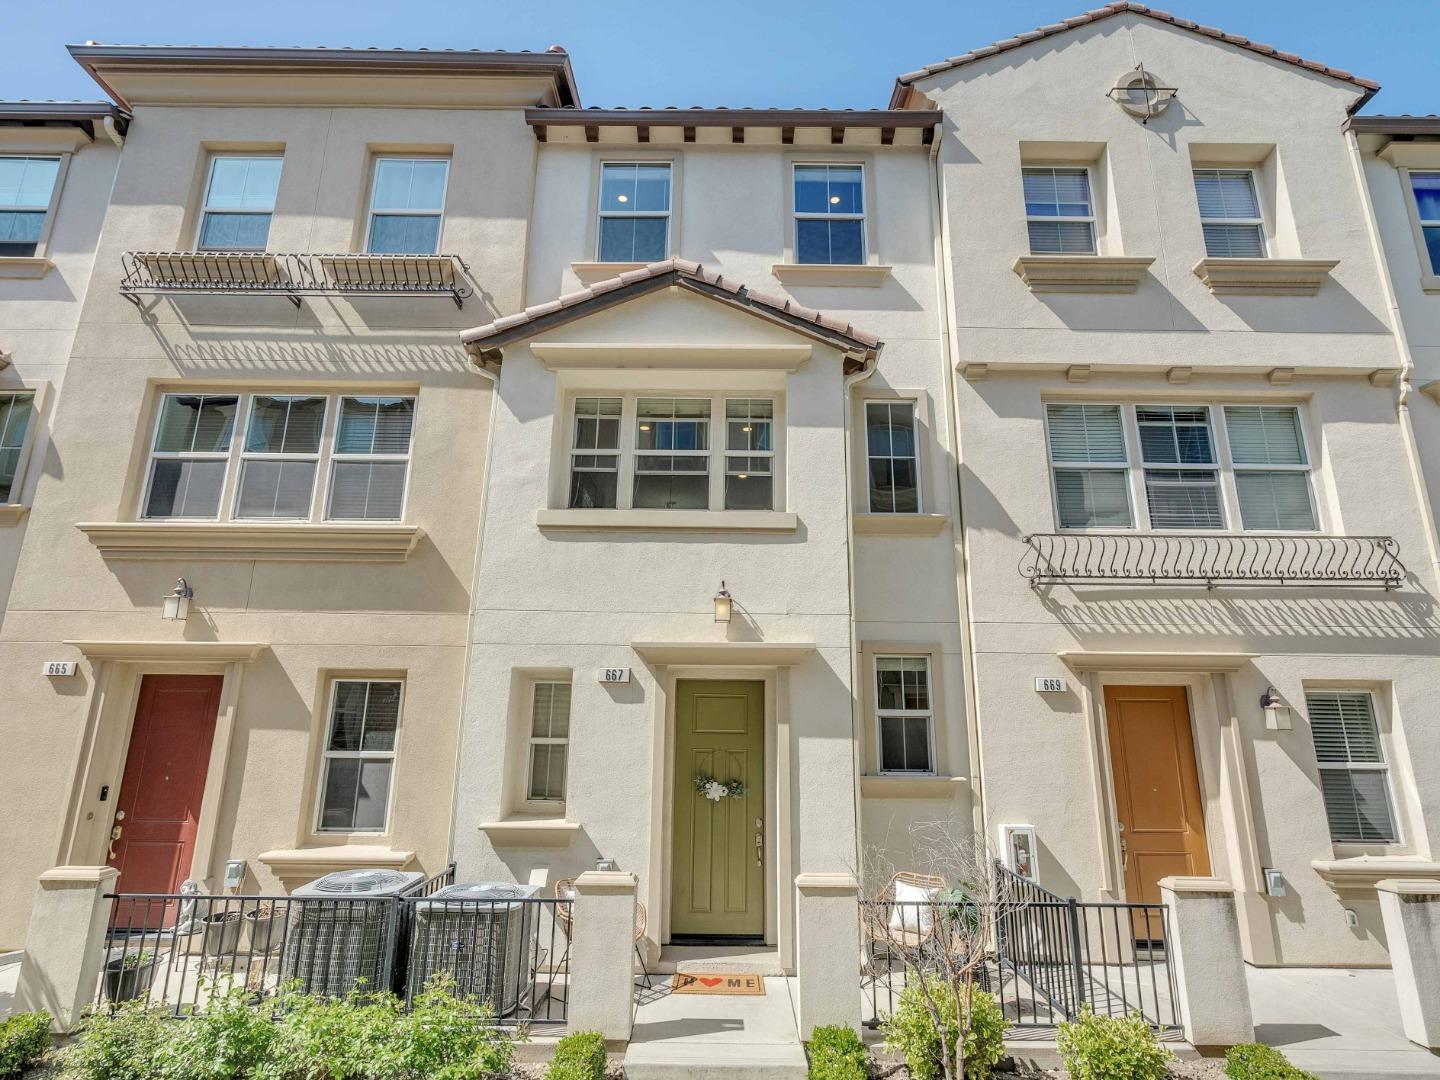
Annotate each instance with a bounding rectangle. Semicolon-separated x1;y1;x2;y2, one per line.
4;0;1435;116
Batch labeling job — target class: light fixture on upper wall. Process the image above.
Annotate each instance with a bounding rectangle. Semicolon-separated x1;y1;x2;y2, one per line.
161;577;193;622
713;581;733;624
1260;685;1292;731
1108;64;1178;123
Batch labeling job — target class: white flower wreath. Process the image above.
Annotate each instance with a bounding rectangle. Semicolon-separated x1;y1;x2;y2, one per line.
692;775;745;802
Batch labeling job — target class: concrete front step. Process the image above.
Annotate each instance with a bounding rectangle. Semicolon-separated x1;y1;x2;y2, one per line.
622;1040;808;1079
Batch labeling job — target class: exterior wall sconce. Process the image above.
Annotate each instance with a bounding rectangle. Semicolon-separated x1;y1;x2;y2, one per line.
1260;685;1292;731
713;581;732;624
161;577;193;622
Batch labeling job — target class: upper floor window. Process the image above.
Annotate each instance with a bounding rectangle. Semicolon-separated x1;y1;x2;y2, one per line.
367;158;448;255
1306;691;1398;845
597;162;670;263
197;156;282;252
1044;402;1317;532
795;163;864;265
1411;172;1440;275
0;157;60;257
143;391;415;522
565;393;779;512
866;401;919;513
876;655;933;774
527;681;572;804
1023;167;1096;254
1193;169;1265;258
318;679;402;833
0;392;35;504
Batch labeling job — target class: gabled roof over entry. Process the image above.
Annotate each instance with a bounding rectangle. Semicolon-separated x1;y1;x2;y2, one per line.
459;259;882;372
889;1;1379;111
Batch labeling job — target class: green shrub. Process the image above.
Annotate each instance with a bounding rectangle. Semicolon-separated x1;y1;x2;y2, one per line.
65;1002;171;1080
1056;1008;1173;1080
1224;1042;1318;1080
547;1029;608;1080
400;977;514;1080
880;974;1005;1080
154;986;282;1079
0;1011;52;1078
807;1024;868;1080
266;986;408;1079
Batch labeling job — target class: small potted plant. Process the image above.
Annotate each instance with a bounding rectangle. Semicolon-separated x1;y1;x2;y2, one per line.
103;949;160;1003
202;909;245;957
244;903;284;954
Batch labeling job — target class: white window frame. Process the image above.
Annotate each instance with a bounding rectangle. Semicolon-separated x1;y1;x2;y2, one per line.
140;390;417;524
233;395;328;522
1193;168;1267;258
1135;404;1226;531
0;390;40;507
567;396;623;509
1305;689;1403;847
1022;165;1097;255
525;680;572;807
874;654;936;776
724;399;776;512
793;162;866;265
0;155;65;259
365;156;451;256
596;160;672;262
1045;401;1320;534
1409;170;1440;277
194;154;283;252
562;391;782;513
314;678;404;835
865;399;922;514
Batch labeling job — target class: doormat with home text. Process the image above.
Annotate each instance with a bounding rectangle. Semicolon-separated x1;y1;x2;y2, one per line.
670;972;766;995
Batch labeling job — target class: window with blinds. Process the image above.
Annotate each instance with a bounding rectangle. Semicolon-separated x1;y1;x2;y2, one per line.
1306;691;1398;844
142;391;416;523
1046;403;1133;529
1023;167;1097;255
1193;169;1266;258
1137;406;1223;529
527;681;572;803
1223;406;1317;531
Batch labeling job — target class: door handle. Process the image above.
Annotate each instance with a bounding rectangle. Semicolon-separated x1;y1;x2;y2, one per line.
754;819;763;867
108;824;122;862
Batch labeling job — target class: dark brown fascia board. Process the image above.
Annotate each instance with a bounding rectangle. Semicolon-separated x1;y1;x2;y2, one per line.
463;271;877;373
67;44;580;110
0;101;129;139
526;107;941;133
1345;115;1440;137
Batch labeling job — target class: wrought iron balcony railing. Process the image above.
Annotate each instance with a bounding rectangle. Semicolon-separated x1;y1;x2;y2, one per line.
119;251;473;308
1020;533;1405;589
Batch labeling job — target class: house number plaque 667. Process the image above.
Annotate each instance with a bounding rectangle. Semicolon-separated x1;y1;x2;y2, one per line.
598;668;631;684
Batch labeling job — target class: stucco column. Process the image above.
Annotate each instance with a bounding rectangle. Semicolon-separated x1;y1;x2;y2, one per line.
794;872;861;1038
1376;879;1440;1049
15;866;118;1032
1159;876;1254;1049
567;870;637;1042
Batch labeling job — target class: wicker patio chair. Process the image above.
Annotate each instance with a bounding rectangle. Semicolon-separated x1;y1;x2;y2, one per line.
554;877;653;989
865;871;947;952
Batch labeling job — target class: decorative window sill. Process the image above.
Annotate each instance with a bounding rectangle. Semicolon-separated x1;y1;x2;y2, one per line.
1311;856;1440;894
257;845;416;890
1192;258;1338;296
77;521;423;562
536;508;798;532
771;263;892;287
0;504;30;526
1423;273;1440;295
861;775;965;799
1012;255;1154;294
570;261;648;284
853;512;948;536
0;257;53;280
478;819;580;848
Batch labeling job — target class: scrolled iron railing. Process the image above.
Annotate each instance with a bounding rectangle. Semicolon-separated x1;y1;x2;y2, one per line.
118;251;474;308
1020;532;1405;589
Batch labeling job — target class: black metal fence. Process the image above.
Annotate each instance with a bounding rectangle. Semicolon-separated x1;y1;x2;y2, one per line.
99;866;571;1029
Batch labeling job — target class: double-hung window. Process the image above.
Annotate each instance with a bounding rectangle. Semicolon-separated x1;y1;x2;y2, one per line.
876;656;933;774
318;679;402;833
1023;167;1096;254
1306;691;1399;844
597;162;671;262
367;158;449;255
1136;406;1223;529
866;401;919;513
725;400;774;511
634;398;710;510
1222;406;1317;531
0;393;36;504
795;164;864;265
142;391;415;522
1193;169;1266;258
1046;403;1133;530
569;397;622;508
197;156;282;251
0;157;60;257
1411;172;1440;275
527;681;572;804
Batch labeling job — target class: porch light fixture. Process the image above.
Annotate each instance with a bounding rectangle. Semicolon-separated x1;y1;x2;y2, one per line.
713;581;733;624
161;577;193;622
1260;685;1292;731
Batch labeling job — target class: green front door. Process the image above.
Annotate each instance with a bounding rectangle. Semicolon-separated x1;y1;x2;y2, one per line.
671;680;765;939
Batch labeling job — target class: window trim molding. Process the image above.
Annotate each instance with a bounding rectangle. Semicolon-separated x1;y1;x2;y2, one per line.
312;677;405;837
364;154;451;256
1397;165;1440;293
0;151;71;266
193;153;283;253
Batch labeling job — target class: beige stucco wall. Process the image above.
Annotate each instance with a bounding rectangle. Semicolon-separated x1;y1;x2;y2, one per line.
0;96;535;948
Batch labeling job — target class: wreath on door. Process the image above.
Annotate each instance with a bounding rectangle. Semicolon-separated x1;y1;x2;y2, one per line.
692;775;746;802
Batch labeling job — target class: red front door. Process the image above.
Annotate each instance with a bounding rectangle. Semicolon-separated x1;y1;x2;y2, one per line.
108;675;222;900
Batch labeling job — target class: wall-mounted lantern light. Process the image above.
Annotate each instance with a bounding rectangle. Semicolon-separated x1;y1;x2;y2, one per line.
161;577;193;622
713;581;733;624
1260;685;1292;731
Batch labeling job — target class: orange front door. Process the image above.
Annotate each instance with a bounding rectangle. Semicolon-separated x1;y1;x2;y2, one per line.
109;675;222;902
1104;685;1210;938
